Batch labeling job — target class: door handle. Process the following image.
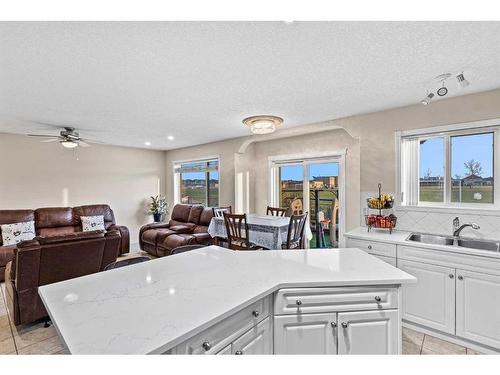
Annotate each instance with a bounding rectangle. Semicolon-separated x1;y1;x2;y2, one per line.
341;322;349;328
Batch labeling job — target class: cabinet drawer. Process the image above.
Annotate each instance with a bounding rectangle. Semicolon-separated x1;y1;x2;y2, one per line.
346;238;397;258
373;254;397;267
274;287;398;315
232;317;273;355
173;296;270;354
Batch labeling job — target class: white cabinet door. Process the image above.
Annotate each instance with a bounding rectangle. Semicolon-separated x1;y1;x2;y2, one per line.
398;259;456;334
456;269;500;349
274;313;337;354
337;309;399;354
232;317;272;355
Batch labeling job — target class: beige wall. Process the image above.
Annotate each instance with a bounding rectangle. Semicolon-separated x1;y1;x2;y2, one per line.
0;133;166;245
164;88;500;231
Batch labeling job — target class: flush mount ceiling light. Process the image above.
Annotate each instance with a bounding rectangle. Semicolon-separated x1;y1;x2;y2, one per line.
243;115;284;135
167;135;175;141
457;73;470;88
60;140;78;149
421;92;435;106
144;141;151;146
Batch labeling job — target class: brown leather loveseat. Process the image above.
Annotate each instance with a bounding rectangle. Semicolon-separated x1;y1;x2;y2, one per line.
0;204;129;282
139;204;214;257
5;229;121;325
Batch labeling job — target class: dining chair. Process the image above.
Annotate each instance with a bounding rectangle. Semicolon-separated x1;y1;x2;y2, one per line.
104;256;151;271
171;244;206;255
212;206;232;217
266;206;288;217
282;213;309;249
223;212;262;251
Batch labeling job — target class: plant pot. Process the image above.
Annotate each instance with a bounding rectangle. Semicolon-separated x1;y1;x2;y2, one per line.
153;213;164;222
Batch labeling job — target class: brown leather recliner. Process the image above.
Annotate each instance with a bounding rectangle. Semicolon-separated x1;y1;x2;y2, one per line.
0;204;129;282
139;204;214;257
5;229;121;325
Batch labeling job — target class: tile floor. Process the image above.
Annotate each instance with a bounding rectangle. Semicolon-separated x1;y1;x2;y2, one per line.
0;252;484;355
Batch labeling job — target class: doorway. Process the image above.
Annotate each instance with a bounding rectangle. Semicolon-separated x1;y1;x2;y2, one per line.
270;154;344;248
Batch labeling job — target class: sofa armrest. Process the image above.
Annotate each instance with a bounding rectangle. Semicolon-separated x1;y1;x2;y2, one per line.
14;240;42;292
191;233;214;245
108;224;130;254
139;222;169;250
102;229;122;270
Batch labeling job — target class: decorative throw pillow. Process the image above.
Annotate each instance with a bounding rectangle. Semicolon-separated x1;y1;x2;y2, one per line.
1;221;36;246
81;215;105;232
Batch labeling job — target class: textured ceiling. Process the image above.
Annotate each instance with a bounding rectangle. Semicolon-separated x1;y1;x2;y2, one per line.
1;21;500;150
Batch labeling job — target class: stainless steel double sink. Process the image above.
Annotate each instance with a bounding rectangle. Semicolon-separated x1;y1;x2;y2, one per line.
406;233;500;252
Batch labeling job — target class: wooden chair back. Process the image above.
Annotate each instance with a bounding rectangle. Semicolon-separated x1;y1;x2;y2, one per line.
223;212;251;250
266;206;288;217
283;213;309;249
212;206;232;218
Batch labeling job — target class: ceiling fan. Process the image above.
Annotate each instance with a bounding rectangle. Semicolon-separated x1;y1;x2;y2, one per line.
27;126;99;148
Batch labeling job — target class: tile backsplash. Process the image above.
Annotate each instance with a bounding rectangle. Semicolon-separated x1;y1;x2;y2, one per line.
360;191;500;240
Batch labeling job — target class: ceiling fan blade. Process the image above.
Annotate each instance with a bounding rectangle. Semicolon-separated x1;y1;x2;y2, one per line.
40;138;60;143
78;140;91;147
80;138;107;145
27;134;59;138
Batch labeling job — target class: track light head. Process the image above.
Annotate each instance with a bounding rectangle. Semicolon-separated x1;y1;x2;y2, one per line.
457;73;470;88
421;92;435;106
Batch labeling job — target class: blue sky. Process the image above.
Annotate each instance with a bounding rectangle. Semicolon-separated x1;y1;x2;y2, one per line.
420;133;493;178
280;162;339;181
182;171;219;180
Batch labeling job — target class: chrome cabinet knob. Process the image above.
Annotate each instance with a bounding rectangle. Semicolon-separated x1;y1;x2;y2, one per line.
367;245;372;250
235;350;243;355
296;299;302;306
202;341;211;351
331;322;337;328
252;310;260;317
449;274;454;279
341;322;349;328
458;275;464;280
374;296;381;302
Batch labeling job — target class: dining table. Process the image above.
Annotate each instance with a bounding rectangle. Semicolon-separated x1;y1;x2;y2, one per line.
207;213;313;249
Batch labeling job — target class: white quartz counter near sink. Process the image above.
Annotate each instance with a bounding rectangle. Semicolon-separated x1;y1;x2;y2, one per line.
39;246;415;354
345;227;500;259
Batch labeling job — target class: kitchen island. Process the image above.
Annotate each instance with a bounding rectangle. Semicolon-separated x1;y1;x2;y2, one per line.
39;246;415;354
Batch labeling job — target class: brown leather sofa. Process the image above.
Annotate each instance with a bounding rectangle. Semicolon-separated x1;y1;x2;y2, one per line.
0;204;129;282
5;229;121;325
139;204;214;257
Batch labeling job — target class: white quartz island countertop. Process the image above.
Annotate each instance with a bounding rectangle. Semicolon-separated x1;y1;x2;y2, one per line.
39;246;416;354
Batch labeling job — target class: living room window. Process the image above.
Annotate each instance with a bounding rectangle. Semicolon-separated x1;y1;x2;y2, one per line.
173;158;219;207
399;121;499;209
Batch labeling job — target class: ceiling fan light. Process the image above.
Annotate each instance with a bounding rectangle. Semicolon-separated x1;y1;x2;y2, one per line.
457;73;470;88
243;115;283;135
60;140;78;149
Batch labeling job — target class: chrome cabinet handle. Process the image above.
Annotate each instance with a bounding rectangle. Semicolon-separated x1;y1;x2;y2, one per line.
449;274;454;279
367;245;372;250
296;299;302;306
374;296;381;302
458;275;464;280
252;310;260;317
341;322;349;328
331;322;337;328
202;341;211;351
235;350;243;355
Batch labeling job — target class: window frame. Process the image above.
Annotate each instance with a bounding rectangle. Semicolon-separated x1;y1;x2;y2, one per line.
172;156;220;207
396;118;500;211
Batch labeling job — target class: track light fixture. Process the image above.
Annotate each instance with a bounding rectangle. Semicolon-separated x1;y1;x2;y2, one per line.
457;73;470;88
421;71;470;105
421;92;434;106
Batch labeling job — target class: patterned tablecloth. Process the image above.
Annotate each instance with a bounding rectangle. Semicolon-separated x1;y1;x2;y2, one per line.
207;214;313;250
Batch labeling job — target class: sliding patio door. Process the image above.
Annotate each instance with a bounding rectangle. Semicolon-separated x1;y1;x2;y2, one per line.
271;156;343;249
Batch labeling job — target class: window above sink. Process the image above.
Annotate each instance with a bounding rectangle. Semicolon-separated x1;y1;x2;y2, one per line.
396;118;500;211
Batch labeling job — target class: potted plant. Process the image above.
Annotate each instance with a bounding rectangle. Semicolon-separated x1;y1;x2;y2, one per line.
149;195;168;222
